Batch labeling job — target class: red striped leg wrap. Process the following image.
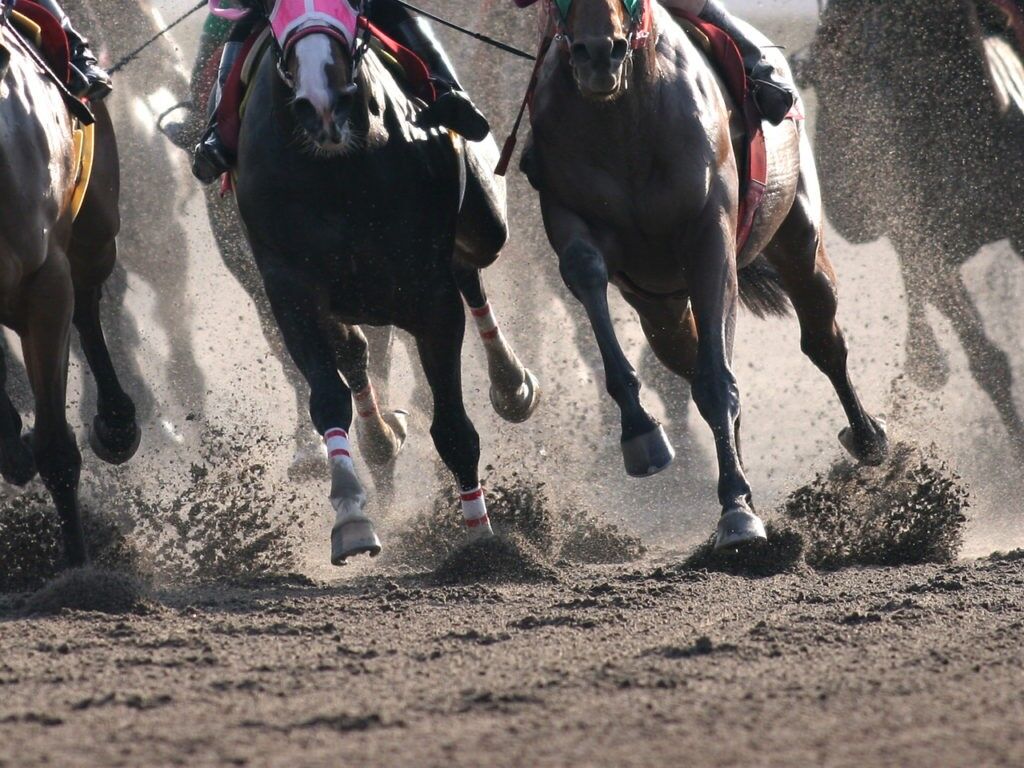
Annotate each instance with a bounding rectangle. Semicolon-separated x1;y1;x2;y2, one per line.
460;485;489;527
470;302;500;344
353;383;379;419
324;427;353;467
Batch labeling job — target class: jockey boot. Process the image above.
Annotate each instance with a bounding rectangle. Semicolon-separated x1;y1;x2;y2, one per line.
380;8;490;141
191;40;244;185
698;0;796;125
34;0;112;100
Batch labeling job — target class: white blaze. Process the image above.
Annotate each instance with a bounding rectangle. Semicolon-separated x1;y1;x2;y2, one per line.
293;34;335;115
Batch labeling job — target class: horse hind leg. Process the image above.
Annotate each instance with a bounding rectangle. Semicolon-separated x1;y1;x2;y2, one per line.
414;295;493;541
765;196;889;465
21;252;87;566
452;261;540;424
330;322;408;507
0;339;36;486
930;266;1024;460
260;261;380;564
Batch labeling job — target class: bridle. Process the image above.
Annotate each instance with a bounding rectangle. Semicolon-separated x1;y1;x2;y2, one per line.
548;0;653;51
209;0;374;94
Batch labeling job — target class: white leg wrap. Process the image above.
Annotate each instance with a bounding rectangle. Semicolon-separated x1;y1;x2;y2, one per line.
470;302;502;347
460;485;490;529
353;383;379;420
324;427;354;470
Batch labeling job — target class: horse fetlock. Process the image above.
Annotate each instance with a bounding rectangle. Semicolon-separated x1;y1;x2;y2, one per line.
355;409;408;467
714;505;767;551
329;461;368;515
839;417;889;466
621;423;675;478
0;434;37;486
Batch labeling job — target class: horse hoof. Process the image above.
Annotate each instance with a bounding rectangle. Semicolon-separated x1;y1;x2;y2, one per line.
0;435;36;486
839;418;889;466
331;516;382;565
466;519;495;542
89;416;142;466
621;425;674;477
490;368;541;424
384;410;409;451
714;507;767;551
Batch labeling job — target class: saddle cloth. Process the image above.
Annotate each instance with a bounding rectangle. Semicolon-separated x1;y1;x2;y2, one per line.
670;11;803;253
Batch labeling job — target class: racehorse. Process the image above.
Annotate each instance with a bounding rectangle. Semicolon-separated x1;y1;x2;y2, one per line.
0;7;140;566
799;0;1024;459
524;0;888;548
229;0;539;563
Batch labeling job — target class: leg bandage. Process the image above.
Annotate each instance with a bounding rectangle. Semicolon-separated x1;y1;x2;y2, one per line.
460;485;489;529
470;302;501;344
353;383;379;419
324;427;354;469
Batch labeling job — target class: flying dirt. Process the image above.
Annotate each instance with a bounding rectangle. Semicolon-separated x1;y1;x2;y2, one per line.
1;1;1023;766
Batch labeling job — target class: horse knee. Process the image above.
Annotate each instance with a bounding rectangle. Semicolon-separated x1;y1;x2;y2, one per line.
559;240;608;296
691;368;740;423
800;326;848;372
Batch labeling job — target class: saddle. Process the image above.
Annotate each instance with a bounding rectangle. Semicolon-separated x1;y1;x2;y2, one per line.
670;11;803;253
214;19;438;164
2;0;94;219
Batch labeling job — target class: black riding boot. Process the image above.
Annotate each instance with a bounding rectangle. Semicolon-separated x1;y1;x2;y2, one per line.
373;1;490;141
191;40;244;185
35;0;111;99
699;0;795;124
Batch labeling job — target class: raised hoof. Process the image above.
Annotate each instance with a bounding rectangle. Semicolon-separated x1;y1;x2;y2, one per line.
0;435;36;486
621;425;674;478
89;415;142;466
383;410;410;452
714;507;768;551
331;516;382;565
490;368;541;424
839;419;889;466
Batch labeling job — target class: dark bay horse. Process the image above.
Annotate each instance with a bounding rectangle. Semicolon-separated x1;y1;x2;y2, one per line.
525;0;888;549
0;16;140;565
800;0;1024;459
232;1;539;563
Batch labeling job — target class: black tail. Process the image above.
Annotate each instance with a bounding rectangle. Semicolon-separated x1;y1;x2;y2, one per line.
738;255;790;318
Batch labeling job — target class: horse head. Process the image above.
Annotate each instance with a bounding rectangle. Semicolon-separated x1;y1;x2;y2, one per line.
241;0;365;152
552;0;651;100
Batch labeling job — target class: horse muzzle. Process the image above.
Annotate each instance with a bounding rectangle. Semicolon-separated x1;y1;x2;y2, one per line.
570;35;630;100
292;83;357;150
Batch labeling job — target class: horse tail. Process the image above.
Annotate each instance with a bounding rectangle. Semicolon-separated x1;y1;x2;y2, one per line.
738;255;790;318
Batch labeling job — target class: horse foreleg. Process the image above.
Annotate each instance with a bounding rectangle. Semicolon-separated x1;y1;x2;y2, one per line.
414;293;492;540
452;262;540;424
687;234;765;550
261;263;380;564
931;267;1024;460
72;281;141;466
0;341;35;486
766;199;889;466
21;252;86;566
330;323;407;508
556;238;673;477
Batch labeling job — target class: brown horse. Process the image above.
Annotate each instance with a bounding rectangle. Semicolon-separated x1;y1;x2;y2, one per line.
525;0;888;548
0;16;139;566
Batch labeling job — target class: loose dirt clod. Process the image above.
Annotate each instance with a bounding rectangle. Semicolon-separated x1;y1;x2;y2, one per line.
433;534;556;584
385;474;646;578
783;441;969;569
23;567;152;615
684;521;806;576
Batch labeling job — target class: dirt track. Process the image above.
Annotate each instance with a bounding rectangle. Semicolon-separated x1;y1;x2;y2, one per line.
3;0;1024;765
1;553;1023;768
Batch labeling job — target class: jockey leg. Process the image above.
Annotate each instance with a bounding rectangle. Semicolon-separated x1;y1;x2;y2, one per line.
666;0;796;125
191;21;253;185
371;0;490;141
34;0;111;99
164;14;233;151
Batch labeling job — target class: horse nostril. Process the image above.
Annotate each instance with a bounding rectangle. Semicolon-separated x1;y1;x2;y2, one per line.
611;38;629;62
293;96;319;131
571;42;592;64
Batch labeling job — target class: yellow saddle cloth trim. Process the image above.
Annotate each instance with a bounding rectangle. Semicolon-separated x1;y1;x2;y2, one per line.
70;120;95;221
10;10;42;48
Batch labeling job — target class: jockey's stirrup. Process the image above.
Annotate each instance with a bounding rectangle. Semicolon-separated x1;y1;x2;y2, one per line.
190;41;244;185
65;26;111;100
698;0;795;125
418;84;491;142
